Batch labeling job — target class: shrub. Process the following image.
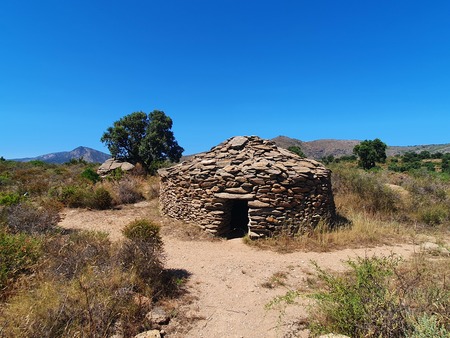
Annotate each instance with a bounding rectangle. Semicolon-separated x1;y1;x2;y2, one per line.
81;167;100;183
65;157;88;165
288;146;305;158
120;219;166;297
59;185;91;208
0;228;159;337
38;197;64;216
309;255;411;337
28;160;48;167
401;170;450;226
332;166;401;215
0;174;12;187
408;315;449;338
89;187;113;210
418;205;448;226
11;166;51;196
0;231;41;292
0;269;143;337
5;202;59;234
0;192;22;206
107;167;124;181
122;219;162;242
147;176;160;200
308;254;450;337
59;185;113;210
117;178;143;204
43;231;112;280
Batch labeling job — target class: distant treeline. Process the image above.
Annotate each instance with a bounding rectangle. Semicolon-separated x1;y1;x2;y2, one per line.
389;151;450;173
322;150;450;174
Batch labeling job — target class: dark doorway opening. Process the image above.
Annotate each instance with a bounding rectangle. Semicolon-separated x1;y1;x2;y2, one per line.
227;200;249;239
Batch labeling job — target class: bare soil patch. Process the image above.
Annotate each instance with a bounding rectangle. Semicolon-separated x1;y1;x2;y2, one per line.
58;202;420;337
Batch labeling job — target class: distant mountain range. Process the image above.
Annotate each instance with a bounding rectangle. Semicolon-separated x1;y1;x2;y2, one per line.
11;137;450;164
13;146;111;164
272;136;450;159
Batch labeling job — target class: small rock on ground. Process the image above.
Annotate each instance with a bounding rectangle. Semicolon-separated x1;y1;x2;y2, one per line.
134;330;161;338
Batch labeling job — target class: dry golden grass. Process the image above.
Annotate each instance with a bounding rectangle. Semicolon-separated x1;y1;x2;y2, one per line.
246;210;413;253
246;163;449;253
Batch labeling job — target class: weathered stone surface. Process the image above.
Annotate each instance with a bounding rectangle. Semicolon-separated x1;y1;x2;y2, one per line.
249;177;265;185
158;136;336;238
224;187;249;194
214;192;255;200
134;330;161;338
145;306;170;325
228;136;249;149
97;158;134;175
248;200;271;208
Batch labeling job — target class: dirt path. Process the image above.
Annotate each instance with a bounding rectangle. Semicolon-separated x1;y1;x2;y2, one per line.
58;202;420;337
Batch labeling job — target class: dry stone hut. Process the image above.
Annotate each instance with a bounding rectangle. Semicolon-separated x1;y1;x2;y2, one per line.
158;136;335;238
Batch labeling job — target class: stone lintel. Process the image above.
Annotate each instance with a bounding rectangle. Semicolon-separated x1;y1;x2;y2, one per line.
214;192;255;200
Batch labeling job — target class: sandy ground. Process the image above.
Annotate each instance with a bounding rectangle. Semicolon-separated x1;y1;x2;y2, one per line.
58;201;420;338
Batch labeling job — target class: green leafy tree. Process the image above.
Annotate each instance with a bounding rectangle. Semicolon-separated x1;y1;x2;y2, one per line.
353;138;387;170
442;154;450;173
101;110;184;173
288;146;305;158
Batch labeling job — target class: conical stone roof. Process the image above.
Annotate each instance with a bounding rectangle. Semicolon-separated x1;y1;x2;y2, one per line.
160;135;330;180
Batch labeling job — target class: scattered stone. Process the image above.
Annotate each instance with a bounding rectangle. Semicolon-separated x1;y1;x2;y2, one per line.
145;306;170;325
134;330;161;338
421;242;450;255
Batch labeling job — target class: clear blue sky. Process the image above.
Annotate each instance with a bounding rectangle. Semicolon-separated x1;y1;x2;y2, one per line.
1;0;449;159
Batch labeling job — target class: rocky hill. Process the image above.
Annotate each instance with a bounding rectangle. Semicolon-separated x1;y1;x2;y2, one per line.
14;146;111;164
272;136;450;160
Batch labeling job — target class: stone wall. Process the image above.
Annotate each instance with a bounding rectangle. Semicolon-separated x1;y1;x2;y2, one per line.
158;136;335;238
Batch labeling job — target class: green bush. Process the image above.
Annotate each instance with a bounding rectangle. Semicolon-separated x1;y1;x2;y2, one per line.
0;229;151;337
0;231;41;291
59;185;90;208
408;315;449;338
28;160;48;167
81;167;100;183
0;268;143;337
309;255;410;337
89;187;113;210
65;157;87;165
401;170;450;226
11;166;51;196
107;167;124;181
332;166;400;214
418;205;448;226
288;146;305;158
120;219;166;297
308;255;450;337
0;192;22;206
59;185;113;210
0;174;12;187
122;219;161;242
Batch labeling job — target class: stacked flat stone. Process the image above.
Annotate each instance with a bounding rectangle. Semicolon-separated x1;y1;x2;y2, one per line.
158;136;335;238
